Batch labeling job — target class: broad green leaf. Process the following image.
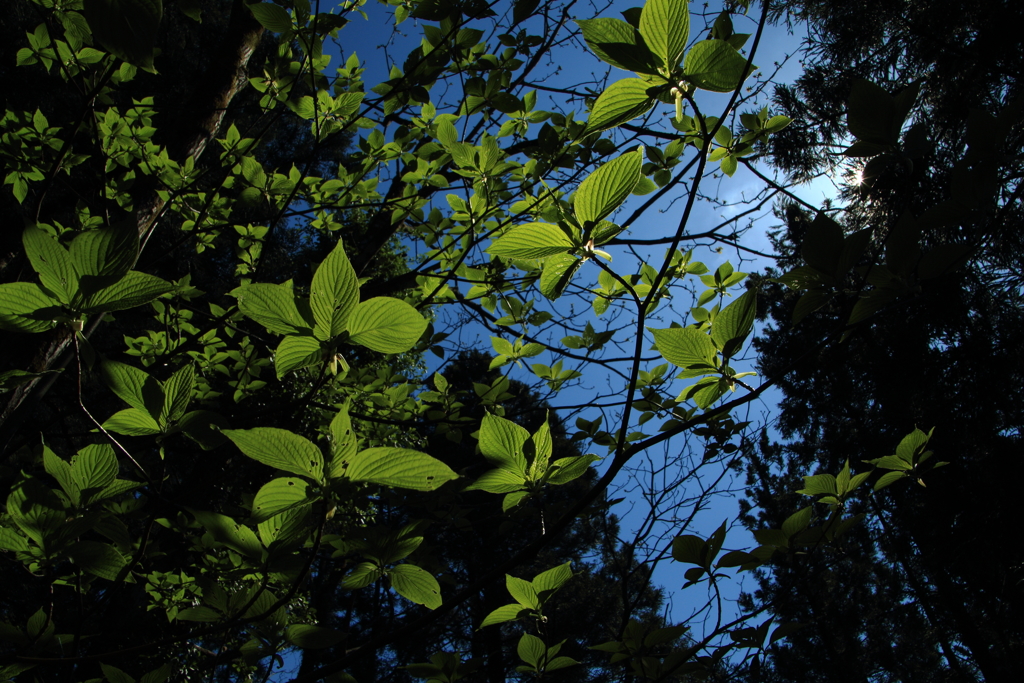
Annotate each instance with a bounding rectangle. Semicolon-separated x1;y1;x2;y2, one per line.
79;271;173;313
83;0;162;70
532;562;572;593
251;477;314;523
574;146;644;225
23;227;77;303
531;419;553;472
874;471;907;491
233;283;313;336
275;335;323;379
506;575;539;608
650;327;717;369
342;561;384;589
223;428;325;482
103;408;161;436
847;78;898;145
177;606;222;622
546;455;599;485
6;479;64;548
464;468;527;493
796;474;837;497
100;664;134;683
575;18;659;74
389;564;442;609
285;624;346;649
178;411;229;450
585;78;657;135
310;241;359;340
478;413;529;472
0;283;61;333
672;535;705;565
539;253;583;301
502;490;529;511
44;445;80;505
342;447;457;491
480;603;528;627
487;223;574;259
346;298;428;354
71;444;119;501
0;527;28;552
710;289;756;357
192;511;263;561
327;404;358;478
517;633;546;668
639;0;690;69
160;364;194;425
99;360;163;419
68;222;139;295
257;505;310;546
684;40;755;93
248;2;292;32
782;507;812;538
66;540;126;580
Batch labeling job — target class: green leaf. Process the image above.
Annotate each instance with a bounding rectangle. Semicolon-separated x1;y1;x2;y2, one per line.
275;335;324;379
79;271;173;313
517;633;546;668
160;364;194;425
233;283;313;336
346;298;428;354
650;327;717;369
327;405;359;479
192;511;263;561
874;471;907;491
7;479;65;548
796;474;837;497
101;664;135;683
44;446;79;505
310;241;359;340
83;0;162;70
465;468;527;493
507;575;540;608
487;223;574;259
285;624;346;649
480;603;528;628
178;411;229;450
801;213;844;274
100;359;164;419
68;221;139;295
710;289;756;358
342;448;458;491
684;40;755;93
102;408;162;436
532;562;572;593
0;527;28;552
257;505;310;546
23;227;77;303
251;478;314;523
223;428;324;482
539;253;583;300
782;507;812;538
478;413;529;472
0;283;61;333
672;535;705;565
66;540;126;580
342;561;383;589
585;78;657;135
575;146;644;225
248;2;292;32
575;18;659;74
639;0;690;69
546;455;599;485
847;79;898;145
70;444;119;499
389;564;442;609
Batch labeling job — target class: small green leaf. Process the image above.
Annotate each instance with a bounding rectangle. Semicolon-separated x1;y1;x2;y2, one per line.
341;448;457;491
192;511;263;561
576;18;659;74
100;359;163;419
546;455;599;484
874;471;907;491
575;146;644;225
275;335;323;378
346;298;428;354
342;561;383;589
532;563;572;593
650;326;717;369
223;428;324;482
251;477;314;523
389;564;442;609
310;241;359;340
160;364;194;425
539;253;583;300
480;603;528;628
465;468;527;493
585;78;657;135
327;404;358;479
517;633;546;668
711;289;756;358
487;222;575;259
684;40;755;93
